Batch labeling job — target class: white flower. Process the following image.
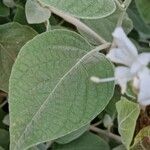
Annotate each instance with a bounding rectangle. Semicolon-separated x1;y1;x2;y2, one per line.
91;27;150;106
138;68;150;106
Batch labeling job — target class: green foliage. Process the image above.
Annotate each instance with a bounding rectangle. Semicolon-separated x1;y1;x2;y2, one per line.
25;0;51;24
116;98;140;149
131;126;150;150
128;1;150;39
135;0;150;24
55;124;90;144
53;132;110;150
78;8;133;44
0;129;9;149
38;0;116;19
0;0;149;150
9;30;114;149
0;22;37;92
0;0;9;17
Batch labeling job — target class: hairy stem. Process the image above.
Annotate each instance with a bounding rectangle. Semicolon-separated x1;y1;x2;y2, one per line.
117;0;132;26
90;126;122;143
37;1;107;44
0;100;8;108
50;7;107;44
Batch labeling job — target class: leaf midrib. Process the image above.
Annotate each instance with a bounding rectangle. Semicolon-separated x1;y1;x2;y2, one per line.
14;49;94;149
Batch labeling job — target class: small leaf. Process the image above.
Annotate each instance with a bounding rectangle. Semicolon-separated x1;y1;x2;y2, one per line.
13;6;46;33
55;124;89;144
116;98;140;149
25;0;51;24
9;30;115;150
3;0;15;8
38;0;116;19
135;0;150;24
131;126;150;150
3;114;9;126
53;132;110;150
103;114;113;129
0;22;37;92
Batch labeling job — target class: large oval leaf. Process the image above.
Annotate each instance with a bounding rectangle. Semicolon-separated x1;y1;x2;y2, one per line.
0;22;37;92
38;0;116;19
9;30;115;150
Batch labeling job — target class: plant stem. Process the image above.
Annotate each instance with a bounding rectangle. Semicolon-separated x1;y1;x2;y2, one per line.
110;0;132;49
0;100;8;108
123;0;132;8
49;6;107;44
37;0;107;44
117;0;132;27
46;141;53;149
92;121;102;127
90;126;122;143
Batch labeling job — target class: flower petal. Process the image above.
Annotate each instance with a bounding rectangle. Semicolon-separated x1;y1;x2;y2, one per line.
112;27;138;64
138;68;150;106
107;48;135;66
131;53;150;74
115;66;133;93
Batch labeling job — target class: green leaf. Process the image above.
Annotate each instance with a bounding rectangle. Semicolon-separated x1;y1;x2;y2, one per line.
3;0;15;8
13;6;46;33
9;30;115;150
0;0;9;17
116;98;140;149
14;7;28;25
128;1;150;39
0;146;4;150
38;0;116;19
103;114;113;129
55;124;90;144
0;129;9;149
105;86;121;119
0;22;37;92
78;8;133;44
131;126;150;150
3;114;9;126
53;132;110;150
135;0;150;24
25;0;51;24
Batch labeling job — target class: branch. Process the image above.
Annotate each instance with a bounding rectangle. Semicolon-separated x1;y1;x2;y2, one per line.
49;6;107;44
37;0;107;44
90;126;122;143
0;100;8;108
